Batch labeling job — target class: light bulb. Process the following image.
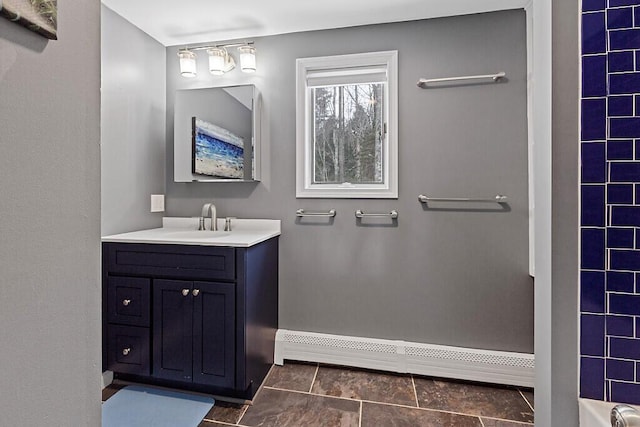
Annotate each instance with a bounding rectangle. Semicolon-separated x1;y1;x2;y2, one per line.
208;48;227;75
178;50;197;77
238;45;256;73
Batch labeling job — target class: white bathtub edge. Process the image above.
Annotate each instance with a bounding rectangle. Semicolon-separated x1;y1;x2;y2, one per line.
579;398;640;427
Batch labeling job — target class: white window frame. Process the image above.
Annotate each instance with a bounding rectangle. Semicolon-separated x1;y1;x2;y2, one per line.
295;51;398;198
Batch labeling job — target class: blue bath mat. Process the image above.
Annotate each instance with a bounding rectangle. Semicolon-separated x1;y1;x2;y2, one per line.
102;385;215;427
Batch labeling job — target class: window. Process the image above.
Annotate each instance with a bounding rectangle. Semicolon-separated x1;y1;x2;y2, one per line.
296;51;398;198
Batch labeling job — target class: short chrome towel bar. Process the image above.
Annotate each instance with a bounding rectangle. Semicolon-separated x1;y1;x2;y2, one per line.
296;209;336;217
355;210;398;219
418;195;508;203
417;71;506;88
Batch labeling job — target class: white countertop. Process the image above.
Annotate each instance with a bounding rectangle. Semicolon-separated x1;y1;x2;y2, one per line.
101;217;281;247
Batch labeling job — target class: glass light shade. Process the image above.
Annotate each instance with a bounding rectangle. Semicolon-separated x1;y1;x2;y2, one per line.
208;48;227;75
238;46;256;73
178;50;197;77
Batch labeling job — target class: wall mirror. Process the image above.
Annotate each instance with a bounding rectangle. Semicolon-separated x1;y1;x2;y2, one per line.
174;84;260;182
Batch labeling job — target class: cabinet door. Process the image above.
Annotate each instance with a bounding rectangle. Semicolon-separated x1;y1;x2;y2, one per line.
153;279;193;382
192;281;236;388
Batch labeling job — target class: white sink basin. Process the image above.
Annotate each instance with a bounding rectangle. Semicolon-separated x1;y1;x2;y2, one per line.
163;230;231;239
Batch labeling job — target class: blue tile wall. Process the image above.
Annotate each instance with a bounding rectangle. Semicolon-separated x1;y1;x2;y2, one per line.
581;1;640;405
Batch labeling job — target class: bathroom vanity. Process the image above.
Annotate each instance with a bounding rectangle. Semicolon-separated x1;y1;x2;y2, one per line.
101;218;279;399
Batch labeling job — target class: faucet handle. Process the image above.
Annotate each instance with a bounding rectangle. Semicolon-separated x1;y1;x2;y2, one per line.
224;217;236;232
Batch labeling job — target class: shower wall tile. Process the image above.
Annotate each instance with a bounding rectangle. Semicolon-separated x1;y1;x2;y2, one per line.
581;1;640;406
609;52;634;72
582;101;607;141
609;293;640;315
582;186;606;226
608;96;633;115
583;56;608;97
606;359;635;381
580;357;605;400
583;0;605;12
607;227;635;248
606;315;634;337
607;140;634;160
608;184;634;203
584;13;607;53
581;314;606;357
608;8;634;29
610;73;640;94
612;336;640;361
581;271;606;313
607;271;635;292
611;381;640;403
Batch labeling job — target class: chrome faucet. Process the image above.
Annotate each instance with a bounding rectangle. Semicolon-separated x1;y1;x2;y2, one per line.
199;202;218;231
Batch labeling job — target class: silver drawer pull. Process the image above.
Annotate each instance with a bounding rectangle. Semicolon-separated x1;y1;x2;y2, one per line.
182;289;189;297
122;347;131;356
192;289;200;297
122;299;131;306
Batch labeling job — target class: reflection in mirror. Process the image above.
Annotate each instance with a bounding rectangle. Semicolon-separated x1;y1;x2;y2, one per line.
174;85;260;182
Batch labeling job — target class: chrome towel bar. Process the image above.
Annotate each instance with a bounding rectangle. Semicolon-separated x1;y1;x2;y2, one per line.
417;71;506;88
296;208;336;217
355;210;398;219
418;195;508;203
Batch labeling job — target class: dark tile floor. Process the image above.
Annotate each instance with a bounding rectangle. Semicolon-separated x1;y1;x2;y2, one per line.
102;362;534;426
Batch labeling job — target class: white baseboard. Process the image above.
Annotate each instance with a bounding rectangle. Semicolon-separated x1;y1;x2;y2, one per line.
274;329;534;388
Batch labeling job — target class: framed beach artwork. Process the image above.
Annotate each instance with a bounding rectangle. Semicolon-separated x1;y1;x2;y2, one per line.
192;117;245;179
0;0;57;40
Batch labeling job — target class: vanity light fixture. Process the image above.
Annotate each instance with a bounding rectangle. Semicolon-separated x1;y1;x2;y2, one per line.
178;49;197;77
238;45;256;73
177;42;256;77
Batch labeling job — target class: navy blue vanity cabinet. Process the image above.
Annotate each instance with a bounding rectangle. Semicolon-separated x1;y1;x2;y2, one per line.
153;279;235;389
102;237;278;399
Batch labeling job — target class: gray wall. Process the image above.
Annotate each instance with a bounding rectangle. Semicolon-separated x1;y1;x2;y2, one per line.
551;0;579;423
101;5;166;236
165;11;533;353
0;2;101;425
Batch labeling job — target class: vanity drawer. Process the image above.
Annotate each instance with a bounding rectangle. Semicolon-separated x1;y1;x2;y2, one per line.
104;243;236;281
106;325;150;375
107;276;150;327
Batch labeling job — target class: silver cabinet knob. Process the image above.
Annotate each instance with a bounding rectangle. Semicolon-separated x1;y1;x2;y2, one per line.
122;299;131;306
182;289;189;297
192;289;200;297
122;347;131;356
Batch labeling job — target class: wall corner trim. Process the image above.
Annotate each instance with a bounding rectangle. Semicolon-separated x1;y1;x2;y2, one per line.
275;329;534;387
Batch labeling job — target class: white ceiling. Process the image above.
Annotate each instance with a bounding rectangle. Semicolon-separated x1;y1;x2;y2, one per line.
100;0;527;47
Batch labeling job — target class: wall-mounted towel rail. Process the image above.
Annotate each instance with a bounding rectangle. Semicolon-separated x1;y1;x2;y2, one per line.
418;195;508;203
296;208;336;217
417;71;506;88
355;210;398;219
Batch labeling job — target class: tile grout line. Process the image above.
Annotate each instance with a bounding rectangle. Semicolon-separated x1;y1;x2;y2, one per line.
359;400;363;427
308;363;320;393
479;417;486;427
261;385;530;424
200;420;239;427
236;402;251;426
411;374;420;408
519;389;534;412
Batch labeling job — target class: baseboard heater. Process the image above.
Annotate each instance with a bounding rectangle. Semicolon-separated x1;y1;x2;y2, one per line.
274;329;534;388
